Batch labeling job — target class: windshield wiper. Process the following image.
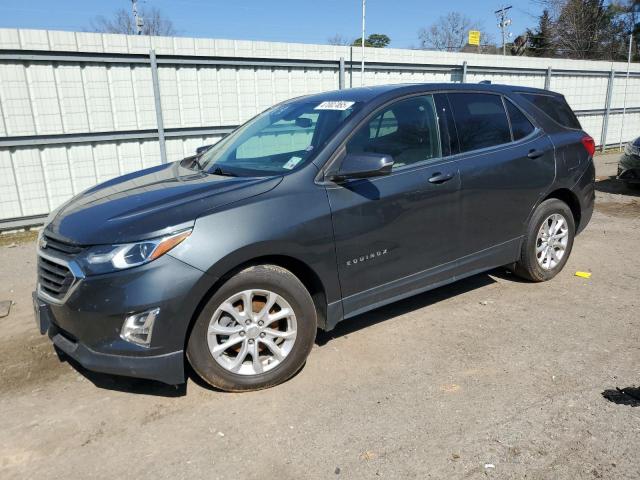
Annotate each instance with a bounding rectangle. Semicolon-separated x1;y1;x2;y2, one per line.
211;166;238;177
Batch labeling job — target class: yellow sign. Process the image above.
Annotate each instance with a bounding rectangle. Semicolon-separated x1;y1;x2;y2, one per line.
468;30;481;46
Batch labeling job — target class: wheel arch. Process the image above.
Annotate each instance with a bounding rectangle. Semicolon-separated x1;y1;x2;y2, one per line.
542;188;582;231
517;187;582;258
183;254;331;354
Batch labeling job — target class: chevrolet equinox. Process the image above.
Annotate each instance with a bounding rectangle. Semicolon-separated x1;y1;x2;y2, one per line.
34;83;595;391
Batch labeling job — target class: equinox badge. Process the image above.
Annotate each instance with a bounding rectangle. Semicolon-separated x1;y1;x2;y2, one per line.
346;249;388;267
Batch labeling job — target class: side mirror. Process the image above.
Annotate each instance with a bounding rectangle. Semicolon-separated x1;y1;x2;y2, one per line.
196;144;213;155
330;153;394;182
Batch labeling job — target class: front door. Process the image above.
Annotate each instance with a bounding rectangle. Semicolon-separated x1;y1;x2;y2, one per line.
325;94;462;318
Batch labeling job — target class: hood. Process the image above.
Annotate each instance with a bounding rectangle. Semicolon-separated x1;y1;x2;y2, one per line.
45;162;282;245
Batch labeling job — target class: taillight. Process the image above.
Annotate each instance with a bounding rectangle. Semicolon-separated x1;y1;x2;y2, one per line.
581;135;595;157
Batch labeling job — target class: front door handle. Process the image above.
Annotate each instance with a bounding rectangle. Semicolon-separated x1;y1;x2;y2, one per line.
428;172;454;184
527;149;544;159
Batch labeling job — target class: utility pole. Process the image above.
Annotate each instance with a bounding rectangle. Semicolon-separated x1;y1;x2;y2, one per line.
495;5;512;56
361;0;366;87
132;0;143;35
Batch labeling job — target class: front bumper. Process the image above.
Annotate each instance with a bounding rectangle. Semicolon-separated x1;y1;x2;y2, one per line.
35;293;184;383
617;167;640;183
34;253;210;385
617;153;640;184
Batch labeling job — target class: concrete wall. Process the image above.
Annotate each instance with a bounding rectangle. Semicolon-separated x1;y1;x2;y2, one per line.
1;28;640;225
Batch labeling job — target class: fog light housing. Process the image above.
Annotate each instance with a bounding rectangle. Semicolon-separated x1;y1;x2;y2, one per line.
120;308;160;347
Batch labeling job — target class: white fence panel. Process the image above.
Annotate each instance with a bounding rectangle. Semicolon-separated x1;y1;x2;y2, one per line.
2;28;640;226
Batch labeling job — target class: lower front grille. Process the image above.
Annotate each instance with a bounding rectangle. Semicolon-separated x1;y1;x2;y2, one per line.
38;256;76;301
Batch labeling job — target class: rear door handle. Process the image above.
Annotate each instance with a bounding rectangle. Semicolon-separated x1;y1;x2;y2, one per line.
428;172;454;184
527;149;544;159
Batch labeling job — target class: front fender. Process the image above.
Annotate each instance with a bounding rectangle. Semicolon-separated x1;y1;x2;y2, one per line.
168;172;340;305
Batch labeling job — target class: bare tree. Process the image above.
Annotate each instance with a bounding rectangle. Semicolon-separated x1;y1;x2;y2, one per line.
327;34;352;46
533;0;634;60
554;0;609;59
418;12;493;52
90;6;176;36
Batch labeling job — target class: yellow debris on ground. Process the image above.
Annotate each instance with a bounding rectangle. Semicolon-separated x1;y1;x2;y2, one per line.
575;271;592;279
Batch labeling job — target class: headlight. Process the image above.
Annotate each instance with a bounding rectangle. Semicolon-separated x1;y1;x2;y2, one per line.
80;229;191;275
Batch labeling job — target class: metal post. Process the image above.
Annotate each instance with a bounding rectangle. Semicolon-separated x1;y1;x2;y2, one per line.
600;69;615;152
619;34;633;150
461;61;467;83
339;57;345;89
361;0;366;86
544;67;552;90
349;46;353;88
149;49;167;164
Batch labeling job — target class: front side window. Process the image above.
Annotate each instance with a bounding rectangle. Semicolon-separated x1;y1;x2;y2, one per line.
448;93;511;152
346;95;441;169
199;100;360;176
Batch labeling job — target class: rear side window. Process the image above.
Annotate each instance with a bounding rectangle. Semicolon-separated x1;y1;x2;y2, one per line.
505;100;535;140
520;93;581;130
448;93;511;152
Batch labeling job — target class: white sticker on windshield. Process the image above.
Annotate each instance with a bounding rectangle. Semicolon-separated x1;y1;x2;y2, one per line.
315;101;355;111
283;156;303;170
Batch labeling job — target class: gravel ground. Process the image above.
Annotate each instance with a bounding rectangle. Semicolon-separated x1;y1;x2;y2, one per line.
0;154;638;479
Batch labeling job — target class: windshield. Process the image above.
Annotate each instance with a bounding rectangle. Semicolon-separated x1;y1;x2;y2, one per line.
198;100;361;176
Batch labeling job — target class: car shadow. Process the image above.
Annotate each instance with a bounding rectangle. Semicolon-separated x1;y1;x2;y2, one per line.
56;268;508;396
595;176;640;197
316;270;500;346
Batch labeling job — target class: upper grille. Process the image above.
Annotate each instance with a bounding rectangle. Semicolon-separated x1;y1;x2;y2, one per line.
41;234;85;255
37;256;76;301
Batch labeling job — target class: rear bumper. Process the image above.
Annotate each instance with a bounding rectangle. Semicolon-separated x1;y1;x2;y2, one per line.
574;158;595;235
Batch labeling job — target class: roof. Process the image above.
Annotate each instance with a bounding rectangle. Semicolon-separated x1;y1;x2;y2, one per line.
296;82;555;104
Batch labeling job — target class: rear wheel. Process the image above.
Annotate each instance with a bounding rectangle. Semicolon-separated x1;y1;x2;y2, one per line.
512;199;575;282
187;265;317;392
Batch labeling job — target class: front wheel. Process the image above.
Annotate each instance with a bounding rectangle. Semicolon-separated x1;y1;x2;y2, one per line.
512;198;575;282
187;265;317;392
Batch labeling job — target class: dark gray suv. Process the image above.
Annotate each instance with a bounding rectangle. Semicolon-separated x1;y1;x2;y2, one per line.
33;83;595;391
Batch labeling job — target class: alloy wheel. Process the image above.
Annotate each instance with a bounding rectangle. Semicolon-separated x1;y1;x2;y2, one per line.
535;213;569;270
207;289;297;375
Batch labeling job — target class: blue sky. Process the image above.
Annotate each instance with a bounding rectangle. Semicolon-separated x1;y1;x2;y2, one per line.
0;0;540;48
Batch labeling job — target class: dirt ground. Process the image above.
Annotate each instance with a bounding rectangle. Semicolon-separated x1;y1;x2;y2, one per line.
0;153;638;479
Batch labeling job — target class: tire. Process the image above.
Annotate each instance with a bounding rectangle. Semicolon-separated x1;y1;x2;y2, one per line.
512;198;575;282
187;265;317;392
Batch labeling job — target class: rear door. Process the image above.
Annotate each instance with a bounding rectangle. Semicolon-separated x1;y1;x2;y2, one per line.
518;92;591;183
326;94;462;317
450;92;555;271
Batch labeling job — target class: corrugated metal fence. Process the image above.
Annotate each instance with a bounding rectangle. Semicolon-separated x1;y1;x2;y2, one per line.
2;28;640;229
